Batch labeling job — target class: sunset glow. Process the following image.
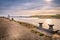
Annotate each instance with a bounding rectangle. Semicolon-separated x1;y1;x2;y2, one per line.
45;0;52;3
0;0;60;16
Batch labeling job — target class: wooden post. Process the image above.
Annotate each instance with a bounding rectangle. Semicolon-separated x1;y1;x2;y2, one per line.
12;18;14;21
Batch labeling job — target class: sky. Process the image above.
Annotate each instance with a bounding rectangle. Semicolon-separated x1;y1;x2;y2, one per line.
0;0;60;16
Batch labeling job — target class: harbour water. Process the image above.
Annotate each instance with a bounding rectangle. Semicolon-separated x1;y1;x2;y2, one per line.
12;17;60;30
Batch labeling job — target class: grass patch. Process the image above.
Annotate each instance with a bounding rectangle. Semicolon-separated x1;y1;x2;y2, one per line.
16;21;44;36
16;21;37;28
31;30;44;36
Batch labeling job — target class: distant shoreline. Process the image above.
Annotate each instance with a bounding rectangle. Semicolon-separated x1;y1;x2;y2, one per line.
30;14;60;19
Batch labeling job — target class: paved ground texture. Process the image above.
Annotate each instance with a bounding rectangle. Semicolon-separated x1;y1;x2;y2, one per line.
0;18;42;40
0;18;60;40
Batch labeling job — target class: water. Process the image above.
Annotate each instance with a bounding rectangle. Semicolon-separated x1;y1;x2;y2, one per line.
12;17;60;30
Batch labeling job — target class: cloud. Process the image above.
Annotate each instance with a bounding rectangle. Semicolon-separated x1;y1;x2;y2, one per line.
0;0;60;15
50;0;60;7
0;0;46;10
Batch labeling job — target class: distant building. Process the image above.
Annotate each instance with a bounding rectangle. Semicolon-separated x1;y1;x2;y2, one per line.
8;15;10;19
